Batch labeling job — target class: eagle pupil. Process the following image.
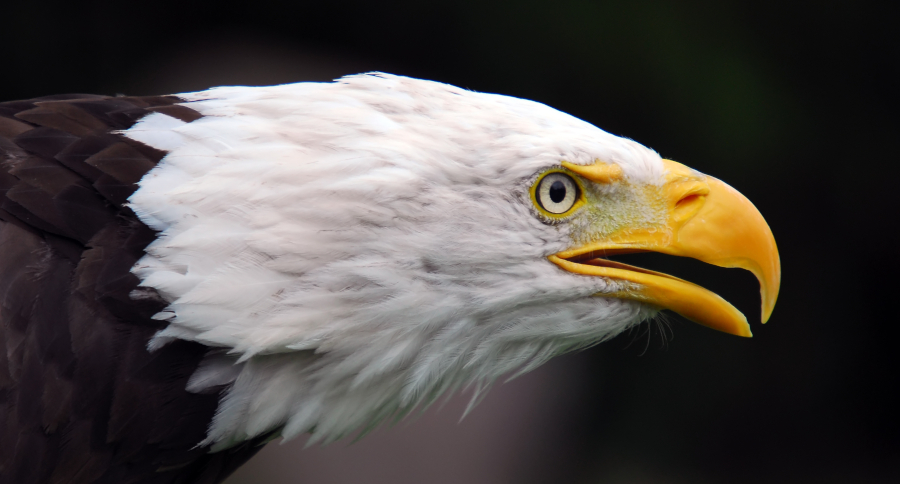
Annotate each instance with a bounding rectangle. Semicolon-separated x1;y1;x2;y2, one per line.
549;181;566;203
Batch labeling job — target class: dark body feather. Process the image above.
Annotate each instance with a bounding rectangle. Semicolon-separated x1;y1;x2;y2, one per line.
0;94;265;483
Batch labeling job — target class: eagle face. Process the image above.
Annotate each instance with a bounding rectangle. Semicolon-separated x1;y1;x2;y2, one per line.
113;73;779;447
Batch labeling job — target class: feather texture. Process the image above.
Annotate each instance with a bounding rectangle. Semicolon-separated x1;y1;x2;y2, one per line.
125;73;664;447
3;74;673;482
0;94;266;484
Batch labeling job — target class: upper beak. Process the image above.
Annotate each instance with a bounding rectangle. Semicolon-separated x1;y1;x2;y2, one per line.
550;159;781;337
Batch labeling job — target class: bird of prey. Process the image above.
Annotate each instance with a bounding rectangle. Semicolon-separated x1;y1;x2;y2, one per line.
0;73;780;484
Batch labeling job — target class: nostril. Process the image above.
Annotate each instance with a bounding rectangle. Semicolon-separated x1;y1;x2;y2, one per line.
672;190;708;221
676;194;702;208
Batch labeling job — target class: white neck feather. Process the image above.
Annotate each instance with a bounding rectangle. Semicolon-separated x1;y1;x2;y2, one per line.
123;73;663;447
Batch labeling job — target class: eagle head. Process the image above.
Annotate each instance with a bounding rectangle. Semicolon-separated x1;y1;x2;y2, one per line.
122;73;780;448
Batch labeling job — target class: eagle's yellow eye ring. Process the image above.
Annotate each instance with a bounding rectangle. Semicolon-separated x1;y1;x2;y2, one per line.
530;169;586;219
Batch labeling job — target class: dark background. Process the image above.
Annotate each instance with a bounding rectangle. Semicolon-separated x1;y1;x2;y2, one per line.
2;1;897;482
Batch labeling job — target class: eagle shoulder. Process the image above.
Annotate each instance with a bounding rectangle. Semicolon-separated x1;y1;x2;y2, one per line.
0;94;262;484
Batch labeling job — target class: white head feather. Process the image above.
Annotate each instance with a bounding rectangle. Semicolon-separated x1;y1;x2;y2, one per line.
124;73;665;447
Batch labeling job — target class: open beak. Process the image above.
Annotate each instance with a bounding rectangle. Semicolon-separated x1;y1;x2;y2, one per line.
549;159;781;337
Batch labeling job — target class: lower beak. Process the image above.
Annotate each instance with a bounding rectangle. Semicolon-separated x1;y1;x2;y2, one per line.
552;160;781;337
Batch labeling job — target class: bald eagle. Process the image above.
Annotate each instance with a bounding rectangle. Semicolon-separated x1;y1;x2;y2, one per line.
0;73;779;483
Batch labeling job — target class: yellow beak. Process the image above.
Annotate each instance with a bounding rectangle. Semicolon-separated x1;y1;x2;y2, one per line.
549;159;781;337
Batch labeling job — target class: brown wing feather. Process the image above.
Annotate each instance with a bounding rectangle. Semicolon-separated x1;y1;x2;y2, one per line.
0;94;267;484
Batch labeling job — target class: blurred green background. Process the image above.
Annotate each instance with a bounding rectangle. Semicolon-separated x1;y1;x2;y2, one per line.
2;1;896;482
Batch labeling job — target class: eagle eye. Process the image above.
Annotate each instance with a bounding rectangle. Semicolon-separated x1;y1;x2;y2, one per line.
534;172;580;215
